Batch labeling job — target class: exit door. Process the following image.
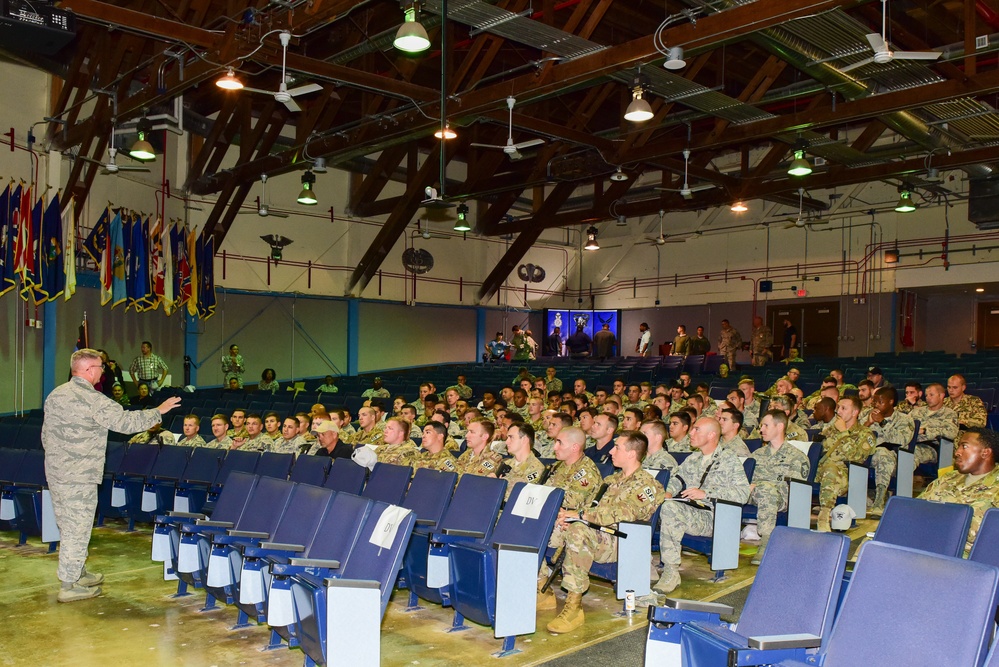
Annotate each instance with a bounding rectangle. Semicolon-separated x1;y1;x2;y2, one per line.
977;302;999;349
766;301;840;359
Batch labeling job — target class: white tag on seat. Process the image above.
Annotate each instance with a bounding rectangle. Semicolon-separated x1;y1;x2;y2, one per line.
111;484;127;508
41;490;59;543
177;540;202;573
151;529;173;562
239;566;265;605
173;492;190;513
207;550;234;587
141;489;158;512
0;496;15;521
510;484;557;520
368;505;411;549
267;585;296;627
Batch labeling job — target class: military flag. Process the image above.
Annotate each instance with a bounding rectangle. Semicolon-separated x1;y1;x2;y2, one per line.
197;231;216;319
63;196;76;301
186;225;198;317
109;210;126;308
35;193;64;302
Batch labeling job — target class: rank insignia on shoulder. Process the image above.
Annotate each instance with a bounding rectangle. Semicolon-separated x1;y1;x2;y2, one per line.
482;460;495;470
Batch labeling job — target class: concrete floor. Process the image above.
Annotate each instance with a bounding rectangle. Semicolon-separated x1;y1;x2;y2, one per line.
0;518;876;667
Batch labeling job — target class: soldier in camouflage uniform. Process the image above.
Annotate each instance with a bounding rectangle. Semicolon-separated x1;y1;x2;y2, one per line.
542;427;602;516
413;421;459;473
205;414;234;449
543;431;664;633
815;396;876;531
227;409;249;441
654;418;750;594
665;412;693;453
176;415;206;447
271;416;308;455
747;395;808;442
897;381;926;415
750;316;773;367
749;411;811;564
945;374;988;431
911;381;959;448
867;387;917;514
128;424;176;445
446;375;473;400
718;408;751;456
857;380;876;424
372;417;420;466
639;420;679;473
237;414;272;451
343;407;385;447
457;418;504;476
739;380;763;435
43;349;181;602
497;423;546;500
717;319;743;370
919;427;999;554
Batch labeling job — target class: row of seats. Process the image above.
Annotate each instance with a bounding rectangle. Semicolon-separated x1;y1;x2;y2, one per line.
646;498;999;667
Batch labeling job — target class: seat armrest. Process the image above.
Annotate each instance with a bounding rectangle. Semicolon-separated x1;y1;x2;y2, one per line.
259;542;306;552
195;520;234;528
166;511;206;519
493;543;539;553
747;633;821;650
415;518;437;526
441;528;486;538
227;529;270;539
288;558;341;569
663;598;734;615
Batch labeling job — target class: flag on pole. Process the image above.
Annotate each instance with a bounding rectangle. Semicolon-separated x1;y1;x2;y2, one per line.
99;213;113;306
35;193;64;303
197;231;216;319
63;196;76;301
149;217;164;311
75;313;89;350
14;188;37;297
109;210;126;308
83;206;109;266
162;219;174;315
126;213;148;310
0;183;11;295
186;225;199;317
173;223;191;313
8;183;27;294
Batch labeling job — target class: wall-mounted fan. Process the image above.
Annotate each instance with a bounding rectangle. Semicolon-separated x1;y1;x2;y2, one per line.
402;247;434;274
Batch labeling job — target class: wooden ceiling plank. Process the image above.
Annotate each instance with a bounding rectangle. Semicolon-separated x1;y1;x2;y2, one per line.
347;144;410;215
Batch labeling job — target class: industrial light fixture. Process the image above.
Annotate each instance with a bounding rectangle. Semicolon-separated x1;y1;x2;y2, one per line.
895;189;916;212
610;166;628;182
884;247;900;264
394;5;430;53
434;123;457;140
128;117;156;161
297;170;318;205
664;46;686;70
453;203;471;232
787;140;812;177
976;287;985;293
584;226;600;250
730;201;748;212
312;157;327;173
624;83;654;122
215;67;244;90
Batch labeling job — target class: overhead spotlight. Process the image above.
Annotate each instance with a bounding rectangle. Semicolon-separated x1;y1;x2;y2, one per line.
787;140;812;177
215;67;244;90
312;157;328;173
129;117;156;161
584;226;600;250
616;214;627;226
610;166;628;182
624;79;654;122
976;287;985;293
297;170;318;205
453;203;471;232
394;5;430;53
664;46;686;70
731;201;748;212
434;123;457;140
884;247;900;264
895;189;916;212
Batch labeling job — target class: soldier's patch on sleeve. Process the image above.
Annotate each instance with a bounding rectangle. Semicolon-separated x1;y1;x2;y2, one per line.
482;460;495;471
443;460;456;471
637;486;657;503
572;469;588;482
527;471;539;482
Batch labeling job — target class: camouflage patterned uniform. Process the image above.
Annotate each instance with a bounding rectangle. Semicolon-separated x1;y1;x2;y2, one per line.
271;435;307;455
658;448;751;570
748;421;807;442
344;427;384;447
375;440;420;466
413;448;459;474
205;435;233;449
227;426;249;440
858;404;874;425
545;457;602;511
457;448;504;477
751;324;773;367
643;448;679;472
912;405;959;445
43;376;163;584
535;432;555;458
869;411;917;490
129;430;176;445
542;469;664;593
508;404;530;420
944;394;988;430
919;465;999;554
447;383;473;400
720;435;751;457
897;400;926;415
743;397;762;434
499;455;546;500
665;435;692;453
816;423;876;508
176;434;206;447
240;434;272;452
717;326;743;369
749;441;811;541
701;401;718;418
667;399;687;416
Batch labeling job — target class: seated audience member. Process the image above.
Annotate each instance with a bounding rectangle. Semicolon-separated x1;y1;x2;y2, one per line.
370;417;419;466
129;422;176;445
638;419;678;473
307;420;353;459
815;396;876;531
258;368;279;394
132;383;156;408
272;416;308;455
317;376;338;393
585;413;617;466
919;427;999;554
718;408;751;456
176;415;206;447
237;414;272;452
413;421;459;473
111;383;130;406
945;374;988;431
496;423;545;500
457;418;504;476
205;414;233;449
867;387;916;515
897;381;925;414
665;412;692;452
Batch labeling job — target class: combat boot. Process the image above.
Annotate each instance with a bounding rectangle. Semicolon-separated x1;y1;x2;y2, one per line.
58;583;101;603
546;592;584;634
536;578;556;611
652;566;681;594
751;536;769;565
78;568;104;587
817;507;831;532
870;486;888;517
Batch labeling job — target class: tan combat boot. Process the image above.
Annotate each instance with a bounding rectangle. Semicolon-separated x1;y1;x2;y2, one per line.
816;507;831;532
78;569;104;587
546;592;584;634
869;486;888;517
653;566;681;594
537;578;557;611
58;583;101;603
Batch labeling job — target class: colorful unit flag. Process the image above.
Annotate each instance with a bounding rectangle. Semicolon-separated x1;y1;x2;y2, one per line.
35;193;65;303
197;231;216;319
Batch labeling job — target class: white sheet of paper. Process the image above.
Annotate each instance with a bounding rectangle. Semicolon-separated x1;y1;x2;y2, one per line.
368;505;411;550
510;484;557;520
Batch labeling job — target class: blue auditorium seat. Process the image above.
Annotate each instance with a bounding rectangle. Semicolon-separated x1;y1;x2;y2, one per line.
872;495;972;558
403;474;506;609
401;468;457;530
448;483;565;656
361;463;412;505
323;457;366;494
644;527;850;667
288;454;331;485
173;447;224;515
2;450;56;550
140;445;193;516
97;442;160;530
255;452;294;479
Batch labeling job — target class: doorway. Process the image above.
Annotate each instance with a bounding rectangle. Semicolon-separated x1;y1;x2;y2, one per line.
766;301;841;359
977;302;999;349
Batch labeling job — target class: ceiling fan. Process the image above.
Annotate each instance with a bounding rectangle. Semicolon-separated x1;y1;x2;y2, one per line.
80;146;151;175
644;209;688;245
766;188;830;229
414;218;449;240
840;0;941;72
470;97;545;160
238;174;288;218
655;149;717;199
241;31;322;112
